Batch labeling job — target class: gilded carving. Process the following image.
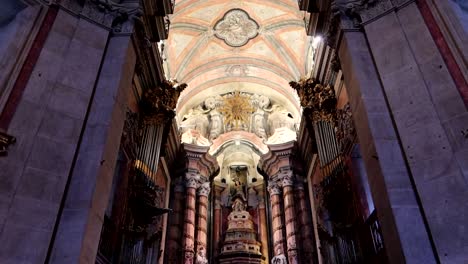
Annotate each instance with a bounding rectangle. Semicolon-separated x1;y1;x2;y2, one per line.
179;92;297;145
219;91;254;131
140;79;187;125
214;9;259;47
290;78;337;123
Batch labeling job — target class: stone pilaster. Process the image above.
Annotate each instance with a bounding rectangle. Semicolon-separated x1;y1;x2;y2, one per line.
182;171;200;264
166;178;185;264
195;181;210;263
280;172;299;264
267;180;285;256
254;183;269;263
213;181;225;259
295;182;315;263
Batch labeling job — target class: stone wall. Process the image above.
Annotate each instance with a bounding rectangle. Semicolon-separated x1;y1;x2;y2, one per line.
336;1;468;263
0;4;136;263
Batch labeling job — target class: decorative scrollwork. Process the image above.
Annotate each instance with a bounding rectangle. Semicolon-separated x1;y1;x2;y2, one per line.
290;78;337;123
122;110;142;159
140;79;187;125
0;131;15;157
335;103;355;154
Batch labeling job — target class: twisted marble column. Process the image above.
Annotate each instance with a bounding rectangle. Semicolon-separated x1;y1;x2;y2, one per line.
166;178;185;264
182;172;200;264
196;181;211;262
268;180;285;256
282;173;299;264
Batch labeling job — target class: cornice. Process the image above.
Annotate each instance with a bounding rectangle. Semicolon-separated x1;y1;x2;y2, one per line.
258;140;296;177
181;143;219;179
50;0;141;34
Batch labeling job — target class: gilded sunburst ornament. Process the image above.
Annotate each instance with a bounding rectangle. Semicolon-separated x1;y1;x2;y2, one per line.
219;91;254;129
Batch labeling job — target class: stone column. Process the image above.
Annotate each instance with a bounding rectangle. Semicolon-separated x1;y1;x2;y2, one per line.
295;182;315;263
267;180;285;256
337;18;437;264
255;183;269;263
213;182;225;259
196;181;210;262
281;173;299;264
182;172;200;264
166;178;185;264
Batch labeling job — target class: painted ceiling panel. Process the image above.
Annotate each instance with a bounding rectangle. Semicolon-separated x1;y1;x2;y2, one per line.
167;0;309;116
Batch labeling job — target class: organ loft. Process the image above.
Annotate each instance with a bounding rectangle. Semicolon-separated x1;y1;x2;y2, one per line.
0;0;467;264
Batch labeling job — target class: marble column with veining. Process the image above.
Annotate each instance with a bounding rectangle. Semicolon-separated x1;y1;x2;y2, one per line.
268;180;285;257
182;172;200;264
166;178;185;264
196;181;211;262
281;173;299;264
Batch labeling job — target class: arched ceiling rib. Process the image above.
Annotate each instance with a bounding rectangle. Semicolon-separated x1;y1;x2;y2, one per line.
167;0;309;119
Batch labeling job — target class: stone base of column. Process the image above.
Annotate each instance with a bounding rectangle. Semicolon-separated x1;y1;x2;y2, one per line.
183;249;194;264
288;249;299;264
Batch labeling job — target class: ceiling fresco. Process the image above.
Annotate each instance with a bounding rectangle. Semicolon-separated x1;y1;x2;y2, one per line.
166;0;311;120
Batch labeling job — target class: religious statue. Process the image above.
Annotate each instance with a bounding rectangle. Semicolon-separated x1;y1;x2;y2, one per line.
179;105;209;137
204;96;224;140
267;104;295;135
251;94;271;139
232;197;246;212
196;247;208;264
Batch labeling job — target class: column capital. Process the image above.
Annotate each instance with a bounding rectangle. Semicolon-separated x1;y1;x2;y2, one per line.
197;181;211;197
294;182;305;191
278;169;294;187
56;0;141;33
185;171;200;189
267;180;282;195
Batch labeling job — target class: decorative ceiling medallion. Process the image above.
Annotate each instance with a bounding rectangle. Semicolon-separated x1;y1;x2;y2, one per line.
214;9;259;47
219;91;255;129
226;65;248;77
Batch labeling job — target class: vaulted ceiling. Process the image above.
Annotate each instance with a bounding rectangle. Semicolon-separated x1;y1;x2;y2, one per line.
166;0;311;119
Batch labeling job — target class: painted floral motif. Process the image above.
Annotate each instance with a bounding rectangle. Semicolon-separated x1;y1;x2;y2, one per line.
214;9;259;47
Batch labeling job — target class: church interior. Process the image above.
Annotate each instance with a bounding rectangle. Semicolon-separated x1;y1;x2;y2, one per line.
0;0;467;263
